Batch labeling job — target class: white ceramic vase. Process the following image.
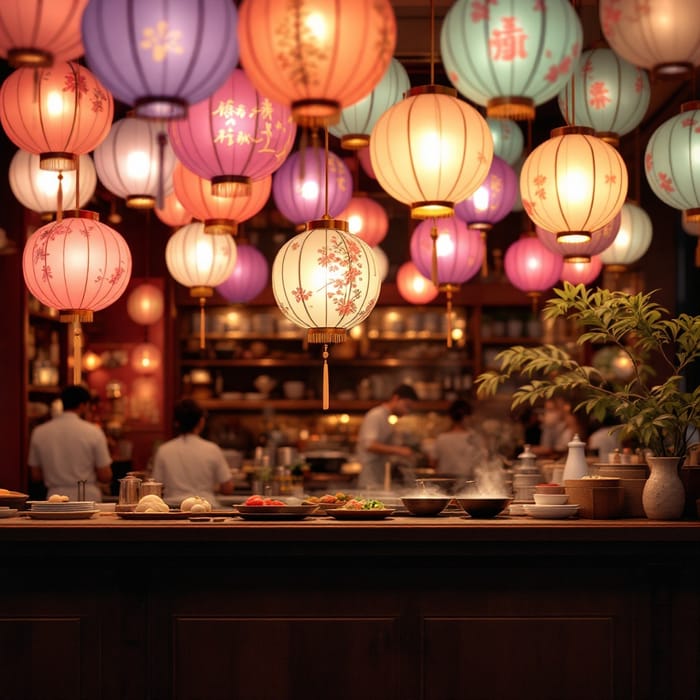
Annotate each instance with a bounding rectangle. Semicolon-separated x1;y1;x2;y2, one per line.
642;456;685;520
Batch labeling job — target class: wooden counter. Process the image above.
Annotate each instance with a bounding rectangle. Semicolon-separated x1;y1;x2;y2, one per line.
0;515;698;700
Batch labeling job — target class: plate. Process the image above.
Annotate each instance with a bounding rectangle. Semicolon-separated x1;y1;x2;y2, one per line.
116;511;191;520
326;509;395;520
235;505;318;515
302;501;345;510
0;508;18;519
523;503;580;519
232;509;317;521
25;510;99;520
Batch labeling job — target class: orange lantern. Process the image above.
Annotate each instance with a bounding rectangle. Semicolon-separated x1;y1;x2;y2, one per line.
155;190;192;229
396;261;438;305
126;283;164;326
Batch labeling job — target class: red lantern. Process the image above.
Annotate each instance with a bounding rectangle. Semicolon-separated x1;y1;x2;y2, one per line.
338;194;389;247
396;262;438;305
560;256;603;286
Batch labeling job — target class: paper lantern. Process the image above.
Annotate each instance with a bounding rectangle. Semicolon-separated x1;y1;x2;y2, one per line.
558;48;651;146
372;246;389;282
520;126;628;243
0;0;87;67
94;117;176;209
126;283;164;325
168;67;296;197
600;0;700;78
131;342;162;374
238;0;396;127
9;151;97;218
645;102;700;222
0;61;113;171
560;256;603;286
330;58;410;150
396;261;438;305
504;236;563;298
536;212;621;263
272;140;352;225
358;146;376;180
370;85;493;219
486;118;524;166
155;191;192;229
173;163;271;235
600;201;653;271
338;195;389;247
215;243;269;304
82;0;239;119
82;350;102;372
441;0;582;119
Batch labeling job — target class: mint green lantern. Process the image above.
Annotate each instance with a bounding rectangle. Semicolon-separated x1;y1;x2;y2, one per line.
486;118;523;166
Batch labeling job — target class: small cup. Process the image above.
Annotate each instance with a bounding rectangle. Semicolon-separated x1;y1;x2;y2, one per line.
535;483;565;495
533;493;568;505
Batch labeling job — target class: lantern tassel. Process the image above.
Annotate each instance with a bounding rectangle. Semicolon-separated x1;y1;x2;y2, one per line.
695;239;700;267
480;231;488;277
157;131;167;210
322;344;329;411
430;223;439;286
72;316;82;385
445;288;453;349
199;297;206;350
56;172;63;223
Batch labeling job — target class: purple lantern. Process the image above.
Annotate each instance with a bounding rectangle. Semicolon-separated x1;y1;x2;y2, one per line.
504;237;563;296
454;156;517;229
168;68;297;197
216;243;269;304
272;139;352;226
536;212;621;262
81;0;239;119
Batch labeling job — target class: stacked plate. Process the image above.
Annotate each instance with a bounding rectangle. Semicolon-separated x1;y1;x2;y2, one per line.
26;500;98;519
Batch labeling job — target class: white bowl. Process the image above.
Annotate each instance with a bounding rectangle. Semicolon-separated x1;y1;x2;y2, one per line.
533;493;568;505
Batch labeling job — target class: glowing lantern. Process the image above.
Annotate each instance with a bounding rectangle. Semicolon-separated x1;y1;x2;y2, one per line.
126;283;164;325
131;342;162;374
82;350;102;372
173;163;271;235
558;48;651;146
168;67;296;197
330;58;410;150
372;246;389;281
536;212;621;263
155;190;192;229
487;118;524;166
441;0;582;119
681;211;700;266
0;61;113;171
600;201;653;271
215;243;269;304
520;127;628;243
504;236;563;303
9;151;97;219
560;256;603;286
338;194;389;247
238;0;396;127
396;261;438;305
82;0;239;119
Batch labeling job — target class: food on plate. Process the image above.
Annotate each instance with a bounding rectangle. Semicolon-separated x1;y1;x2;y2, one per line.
304;492;350;504
180;496;212;513
48;494;70;503
134;494;169;513
244;495;286;506
342;498;385;510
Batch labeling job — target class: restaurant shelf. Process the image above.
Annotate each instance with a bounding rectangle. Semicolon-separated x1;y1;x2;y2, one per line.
199;398;450;412
180;357;471;369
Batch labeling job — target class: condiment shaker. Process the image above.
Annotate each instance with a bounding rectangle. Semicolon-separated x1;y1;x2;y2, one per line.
562;434;589;481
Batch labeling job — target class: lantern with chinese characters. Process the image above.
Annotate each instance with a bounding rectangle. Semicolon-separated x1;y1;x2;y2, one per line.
238;0;396;127
536;212;621;263
441;0;582;119
558;48;650;146
504;235;563;307
155;190;192;229
338;194;389;247
486;118;524;166
168;67;296;197
131;342;162;374
215;242;269;304
0;61;113;171
126;283;164;325
173;163;271;235
82;0;239;119
560;256;603;286
600;201;653;271
396;261;438;305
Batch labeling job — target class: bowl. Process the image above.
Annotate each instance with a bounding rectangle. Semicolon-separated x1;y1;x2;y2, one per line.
283;381;305;400
401;497;450;516
456;497;511;518
0;491;29;510
534;483;565;495
533;493;568;505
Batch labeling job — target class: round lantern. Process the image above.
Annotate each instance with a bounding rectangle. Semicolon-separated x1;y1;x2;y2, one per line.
131;342;162;374
645;102;700;222
82;0;239;119
600;0;700;78
272;140;352;225
126;283;164;325
155;190;192;228
82;350;102;372
520;126;628;243
396;261;438;305
330;58;410;150
238;0;396;127
560;256;603;286
0;61;113;171
370;85;493;219
372;246;389;282
558;48;651;146
9;151;97;218
504;236;563;299
681;211;700;266
215;242;269;304
536;212;621;263
358;146;376;180
0;0;87;67
173;163;271;235
168;67;296;197
441;0;582;119
600;201;653;271
338;194;389;247
486;118;524;166
94;117;177;209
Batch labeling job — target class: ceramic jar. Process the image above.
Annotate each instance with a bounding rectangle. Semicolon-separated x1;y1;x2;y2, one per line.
562;434;589;481
642;456;685;520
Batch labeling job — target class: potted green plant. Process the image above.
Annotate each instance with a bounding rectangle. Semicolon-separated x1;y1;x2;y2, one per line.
476;282;700;519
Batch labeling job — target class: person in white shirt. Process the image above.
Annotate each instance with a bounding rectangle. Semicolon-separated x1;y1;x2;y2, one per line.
152;399;234;507
29;385;112;501
433;399;488;479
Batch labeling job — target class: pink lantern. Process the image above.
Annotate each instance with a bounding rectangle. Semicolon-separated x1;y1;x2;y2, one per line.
560;256;603;286
338;194;389;247
126;283;164;326
504;236;563;301
173;162;271;235
215;242;269;304
396;261;438;305
168;67;297;197
358;146;376;180
155;191;192;229
0;61;113;171
131;342;162;374
536;212;621;262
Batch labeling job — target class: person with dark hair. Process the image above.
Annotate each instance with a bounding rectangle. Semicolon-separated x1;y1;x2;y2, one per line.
432;398;487;479
356;384;420;489
152;398;234;506
28;385;112;501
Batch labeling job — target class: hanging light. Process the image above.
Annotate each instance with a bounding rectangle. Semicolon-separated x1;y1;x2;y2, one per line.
441;0;582;119
504;236;563;305
600;0;700;79
9;151;97;219
215;242;269;304
560;256;604;286
126;283;164;326
372;246;389;282
173;163;271;236
168;67;296;197
131;342;162;374
0;61;113;171
0;0;87;67
338;194;389;247
396;261;438;305
82;350;102;373
520;126;628;243
238;0;396;127
600;200;653;271
155;190;192;229
558;48;651;147
81;0;239;120
486;118;524;166
645;101;700;222
330;58;410;150
536;212;621;263
358;146;376;180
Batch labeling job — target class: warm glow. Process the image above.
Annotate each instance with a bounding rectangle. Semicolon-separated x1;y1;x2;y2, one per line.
471;186;489;212
339;413;350;424
300;180;319;200
195;240;215;272
46;91;64;116
305;12;327;41
388;414;398;425
436;233;456;258
127;283;164;325
126;151;150;178
348;214;363;234
82;350;102;372
131;342;162;374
